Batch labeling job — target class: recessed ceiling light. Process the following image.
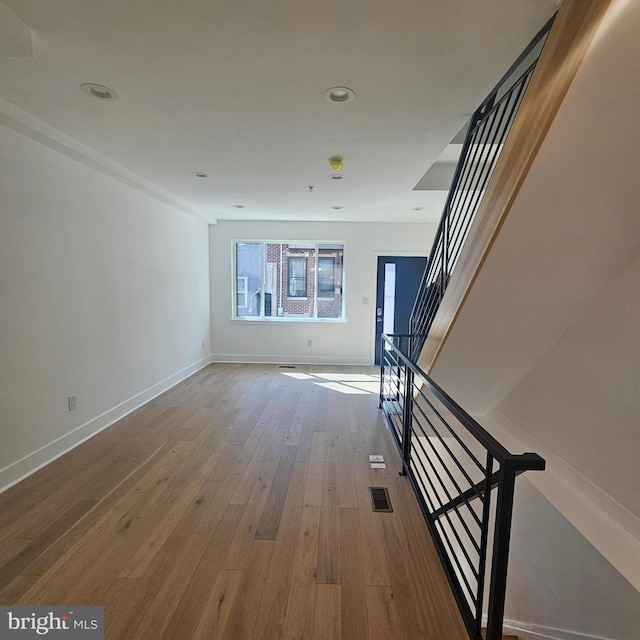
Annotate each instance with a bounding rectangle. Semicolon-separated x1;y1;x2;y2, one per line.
191;172;208;178
232;204;244;209
412;207;424;211
81;83;117;101
332;206;343;210
330;174;345;181
324;86;355;104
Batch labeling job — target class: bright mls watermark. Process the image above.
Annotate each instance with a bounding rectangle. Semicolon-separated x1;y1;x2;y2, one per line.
0;607;103;639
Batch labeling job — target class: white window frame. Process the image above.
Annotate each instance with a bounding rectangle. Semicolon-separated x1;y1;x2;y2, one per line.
233;240;345;322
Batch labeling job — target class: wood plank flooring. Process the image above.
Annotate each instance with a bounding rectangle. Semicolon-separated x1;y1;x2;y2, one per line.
0;363;468;640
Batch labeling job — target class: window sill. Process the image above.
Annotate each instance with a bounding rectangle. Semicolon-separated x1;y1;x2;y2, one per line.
231;317;346;324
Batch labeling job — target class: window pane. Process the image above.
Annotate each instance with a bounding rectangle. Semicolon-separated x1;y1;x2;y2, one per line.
235;243;261;317
383;263;396;334
288;256;307;297
236;276;248;309
318;257;335;296
317;244;343;318
284;246;314;317
265;243;280;317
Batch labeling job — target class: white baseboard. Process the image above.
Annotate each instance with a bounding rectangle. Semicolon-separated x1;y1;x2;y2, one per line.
211;353;372;366
0;356;212;494
502;618;616;640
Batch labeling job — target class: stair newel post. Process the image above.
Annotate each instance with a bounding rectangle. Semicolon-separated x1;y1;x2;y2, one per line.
400;364;414;475
485;457;518;640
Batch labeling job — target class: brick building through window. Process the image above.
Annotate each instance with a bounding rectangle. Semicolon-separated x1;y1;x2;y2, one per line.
235;242;343;319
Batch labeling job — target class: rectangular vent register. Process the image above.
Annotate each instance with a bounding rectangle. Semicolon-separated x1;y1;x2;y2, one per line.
369;486;393;512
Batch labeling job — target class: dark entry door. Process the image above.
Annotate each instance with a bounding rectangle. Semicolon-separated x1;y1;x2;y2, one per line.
374;256;427;364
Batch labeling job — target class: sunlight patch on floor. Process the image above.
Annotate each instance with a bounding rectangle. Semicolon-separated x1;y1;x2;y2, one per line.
280;371;380;395
280;372;315;380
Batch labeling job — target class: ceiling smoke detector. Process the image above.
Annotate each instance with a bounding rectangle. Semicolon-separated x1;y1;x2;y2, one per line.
81;83;117;101
324;86;355;104
328;155;344;172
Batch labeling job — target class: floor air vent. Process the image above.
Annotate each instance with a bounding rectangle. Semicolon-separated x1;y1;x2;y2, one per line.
369;486;393;513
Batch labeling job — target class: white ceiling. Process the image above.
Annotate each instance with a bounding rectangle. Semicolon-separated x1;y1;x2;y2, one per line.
0;0;556;224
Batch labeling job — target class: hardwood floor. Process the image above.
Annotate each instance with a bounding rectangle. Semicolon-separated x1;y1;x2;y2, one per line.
0;363;468;640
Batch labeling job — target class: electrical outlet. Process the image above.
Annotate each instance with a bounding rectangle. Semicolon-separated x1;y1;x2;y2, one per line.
68;395;77;412
307;339;313;347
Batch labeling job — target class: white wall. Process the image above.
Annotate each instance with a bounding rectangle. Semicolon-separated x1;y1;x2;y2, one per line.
0;123;211;490
504;481;640;640
209;220;436;364
496;254;640;520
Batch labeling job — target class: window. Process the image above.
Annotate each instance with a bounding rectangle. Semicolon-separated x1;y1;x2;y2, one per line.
235;242;262;317
317;257;335;296
288;257;307;297
236;276;248;308
234;241;344;320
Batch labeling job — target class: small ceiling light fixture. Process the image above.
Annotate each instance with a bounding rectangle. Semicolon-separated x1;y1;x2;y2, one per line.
232;204;244;209
324;86;355;104
330;174;345;180
191;172;208;178
332;206;343;210
81;83;117;101
412;207;424;211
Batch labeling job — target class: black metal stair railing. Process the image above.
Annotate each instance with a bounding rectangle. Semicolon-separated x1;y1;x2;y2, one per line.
379;335;545;640
380;16;556;640
410;16;555;362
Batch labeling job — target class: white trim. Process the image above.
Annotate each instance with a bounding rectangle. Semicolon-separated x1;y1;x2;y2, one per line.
501;618;618;640
211;354;370;366
481;410;640;592
230;318;346;324
0;356;212;494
